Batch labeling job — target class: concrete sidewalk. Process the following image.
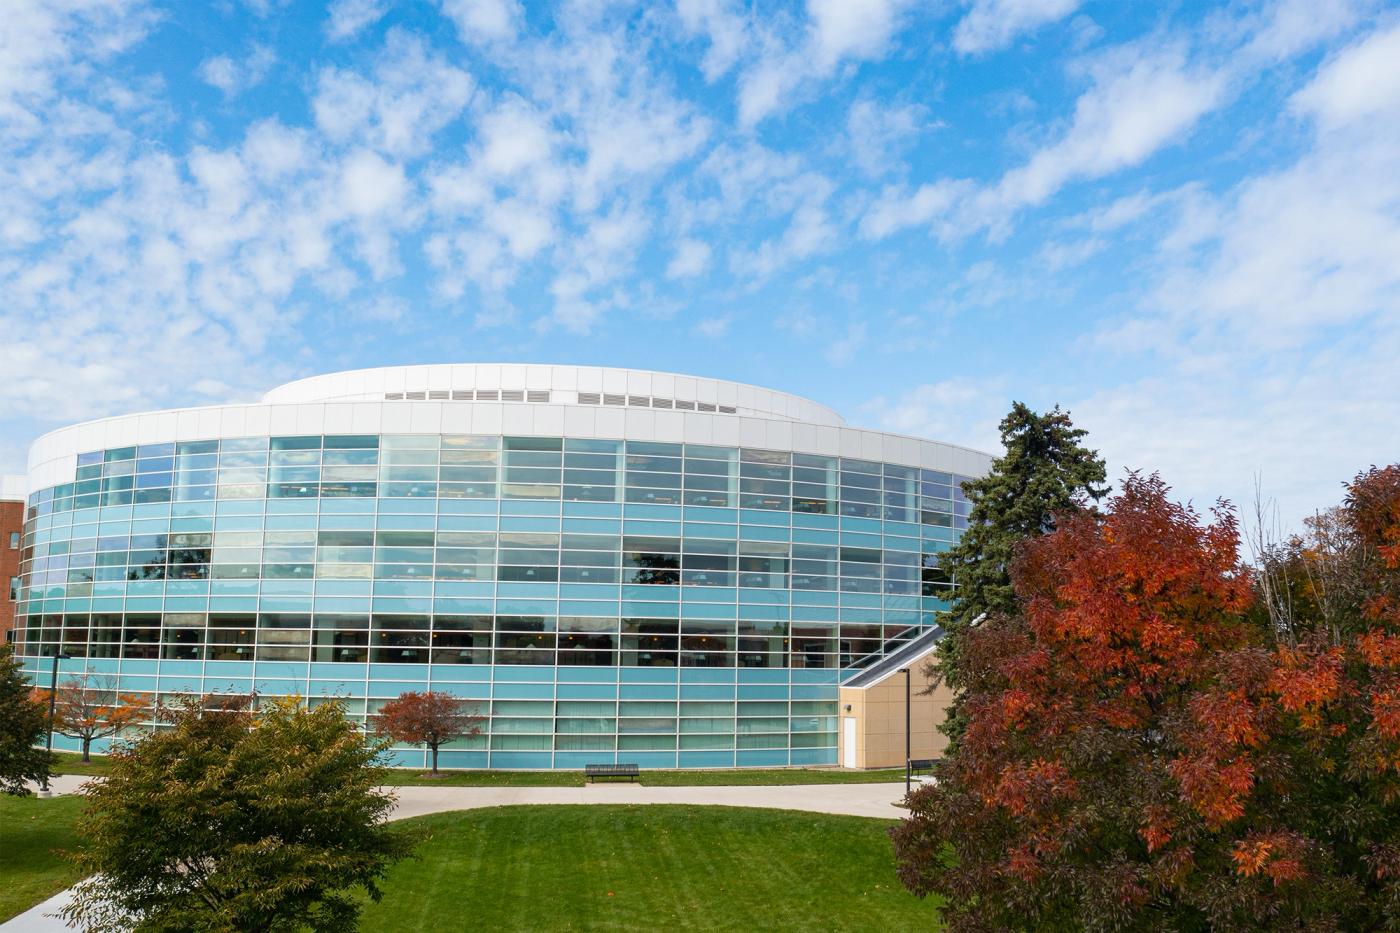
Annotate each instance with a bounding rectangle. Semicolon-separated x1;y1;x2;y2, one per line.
387;780;908;820
3;779;910;931
26;775;910;820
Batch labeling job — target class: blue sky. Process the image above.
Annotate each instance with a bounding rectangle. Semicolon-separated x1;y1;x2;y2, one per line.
2;0;1397;529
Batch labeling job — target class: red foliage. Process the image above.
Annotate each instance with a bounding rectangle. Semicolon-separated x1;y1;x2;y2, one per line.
370;691;483;775
892;467;1400;931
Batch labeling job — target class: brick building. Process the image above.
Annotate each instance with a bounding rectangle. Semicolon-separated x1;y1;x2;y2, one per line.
1;476;25;645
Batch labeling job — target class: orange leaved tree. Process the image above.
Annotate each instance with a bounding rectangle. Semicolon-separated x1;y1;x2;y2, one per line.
371;691;483;775
48;672;148;762
892;468;1400;931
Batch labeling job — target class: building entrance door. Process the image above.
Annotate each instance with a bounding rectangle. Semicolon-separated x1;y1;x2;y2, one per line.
842;717;857;768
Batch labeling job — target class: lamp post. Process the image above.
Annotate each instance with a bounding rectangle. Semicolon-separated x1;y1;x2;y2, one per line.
897;666;911;794
41;650;72;796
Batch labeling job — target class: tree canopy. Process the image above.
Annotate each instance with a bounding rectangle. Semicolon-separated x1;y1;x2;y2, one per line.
372;691;484;775
933;402;1108;744
63;694;410;932
0;644;50;795
47;671;147;762
892;466;1400;931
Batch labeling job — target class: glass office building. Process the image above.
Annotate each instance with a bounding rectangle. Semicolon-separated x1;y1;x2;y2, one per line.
13;365;992;769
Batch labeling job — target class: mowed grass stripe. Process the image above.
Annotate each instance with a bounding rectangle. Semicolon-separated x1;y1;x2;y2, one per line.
362;805;939;932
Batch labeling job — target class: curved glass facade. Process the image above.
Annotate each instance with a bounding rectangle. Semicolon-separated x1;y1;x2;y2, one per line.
15;431;973;769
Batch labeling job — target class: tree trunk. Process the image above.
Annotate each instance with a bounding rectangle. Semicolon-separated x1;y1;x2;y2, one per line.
430;743;439;776
82;737;92;763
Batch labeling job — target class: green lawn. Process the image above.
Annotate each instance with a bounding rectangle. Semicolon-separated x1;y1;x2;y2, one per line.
363;805;939;931
49;751;113;777
0;795;86;922
53;752;905;786
0;799;937;929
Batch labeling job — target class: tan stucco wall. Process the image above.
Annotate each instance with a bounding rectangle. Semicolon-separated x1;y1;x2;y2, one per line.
838;657;953;769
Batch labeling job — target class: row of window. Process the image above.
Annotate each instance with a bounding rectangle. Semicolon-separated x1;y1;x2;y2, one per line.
19;613;919;668
31;437;972;524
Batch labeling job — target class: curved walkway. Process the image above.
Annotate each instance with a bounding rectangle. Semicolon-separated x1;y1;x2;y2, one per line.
3;777;911;931
387;779;908;820
29;774;910;820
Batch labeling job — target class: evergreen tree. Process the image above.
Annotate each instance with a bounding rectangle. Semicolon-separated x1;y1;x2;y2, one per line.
933;402;1107;744
0;644;51;795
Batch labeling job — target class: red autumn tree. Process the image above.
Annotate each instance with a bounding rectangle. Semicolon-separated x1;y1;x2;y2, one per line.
370;691;483;776
892;468;1400;931
45;672;148;762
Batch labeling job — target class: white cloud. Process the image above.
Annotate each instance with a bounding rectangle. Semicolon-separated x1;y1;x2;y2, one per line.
808;0;911;66
1290;21;1400;129
992;45;1225;211
438;0;521;45
544;205;650;333
729;173;838;280
198;45;275;96
859;179;969;239
667;238;711;278
1075;20;1400;525
326;0;389;41
860;42;1226;240
676;0;750;81
312;31;474;158
1073;328;1400;530
338;149;407;216
695;314;731;337
824;321;867;366
737;0;916;126
953;0;1081;55
572;83;711;212
0;0;157;134
1237;0;1373;64
845;98;930;176
868;377;1006;451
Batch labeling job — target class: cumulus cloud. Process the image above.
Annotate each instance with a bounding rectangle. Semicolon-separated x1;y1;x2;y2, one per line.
312;31;474;157
1076;20;1400;521
667;238;711;278
675;0;750;80
845;98;931;177
953;0;1082;55
695;314;731;337
859;178;969;239
438;0;521;45
1289;21;1400;129
737;0;917;126
992;46;1225;211
824;321;867;366
198;45;275;96
870;377;1007;451
861;42;1226;239
326;0;389;41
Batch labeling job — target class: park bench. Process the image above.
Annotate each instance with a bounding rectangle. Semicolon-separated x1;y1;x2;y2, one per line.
585;763;640;783
907;758;940;784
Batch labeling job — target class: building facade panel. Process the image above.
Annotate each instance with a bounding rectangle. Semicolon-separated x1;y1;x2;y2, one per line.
2;477;25;644
13;366;991;769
